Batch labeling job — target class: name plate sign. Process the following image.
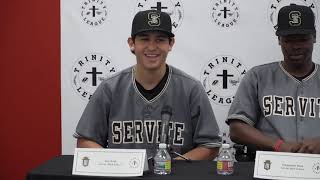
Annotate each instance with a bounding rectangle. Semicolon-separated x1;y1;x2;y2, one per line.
254;151;320;180
72;148;147;177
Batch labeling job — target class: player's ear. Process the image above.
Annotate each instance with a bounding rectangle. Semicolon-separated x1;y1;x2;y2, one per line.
169;37;175;51
128;37;135;51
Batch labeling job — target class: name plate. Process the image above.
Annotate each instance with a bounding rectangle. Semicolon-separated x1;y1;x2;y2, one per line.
254;151;320;180
72;148;147;177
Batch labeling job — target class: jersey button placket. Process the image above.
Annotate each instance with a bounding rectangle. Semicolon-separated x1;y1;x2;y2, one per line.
143;105;153;119
299;84;303;123
296;84;303;141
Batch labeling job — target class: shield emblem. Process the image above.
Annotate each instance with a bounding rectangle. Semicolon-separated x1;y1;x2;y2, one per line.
264;160;271;170
82;156;90;167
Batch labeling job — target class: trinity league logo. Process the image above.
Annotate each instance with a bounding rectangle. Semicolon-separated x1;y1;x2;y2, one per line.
136;0;184;31
72;53;117;101
313;162;320;174
268;0;317;30
81;0;108;26
201;55;247;106
211;0;240;28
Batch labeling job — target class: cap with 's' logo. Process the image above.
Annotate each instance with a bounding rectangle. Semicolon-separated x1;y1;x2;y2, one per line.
131;10;174;37
276;4;316;36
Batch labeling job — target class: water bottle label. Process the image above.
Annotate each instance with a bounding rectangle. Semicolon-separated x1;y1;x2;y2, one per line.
164;160;171;170
155;161;171;170
217;160;233;171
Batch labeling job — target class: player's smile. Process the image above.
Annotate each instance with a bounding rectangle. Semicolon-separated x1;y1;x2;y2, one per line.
145;53;160;59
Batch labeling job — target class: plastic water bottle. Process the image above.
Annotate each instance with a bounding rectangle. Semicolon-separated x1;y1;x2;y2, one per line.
153;143;171;175
217;143;234;175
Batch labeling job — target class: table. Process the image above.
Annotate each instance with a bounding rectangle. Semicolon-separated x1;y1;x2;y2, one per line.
26;155;261;180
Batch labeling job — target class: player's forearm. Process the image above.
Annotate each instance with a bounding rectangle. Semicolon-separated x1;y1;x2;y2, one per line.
229;120;276;151
176;146;219;160
298;137;320;154
77;138;103;148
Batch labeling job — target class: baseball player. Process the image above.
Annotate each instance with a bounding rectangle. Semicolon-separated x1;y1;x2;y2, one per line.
227;4;320;154
74;10;221;160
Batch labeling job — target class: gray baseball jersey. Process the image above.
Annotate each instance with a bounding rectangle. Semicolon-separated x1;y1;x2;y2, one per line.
227;62;320;142
75;65;220;157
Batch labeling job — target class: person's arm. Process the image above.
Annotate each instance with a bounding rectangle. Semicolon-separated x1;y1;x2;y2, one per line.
77;138;103;148
74;82;112;148
176;146;219;160
297;138;320;154
186;81;221;160
229;119;302;152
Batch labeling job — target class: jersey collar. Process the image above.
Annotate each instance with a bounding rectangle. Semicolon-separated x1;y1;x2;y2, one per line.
279;61;318;83
131;65;172;104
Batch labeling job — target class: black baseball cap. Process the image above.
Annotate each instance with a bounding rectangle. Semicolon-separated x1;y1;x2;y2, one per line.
131;10;175;38
276;4;316;36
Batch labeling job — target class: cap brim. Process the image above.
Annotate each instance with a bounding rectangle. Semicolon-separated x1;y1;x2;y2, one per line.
276;29;316;36
132;29;175;37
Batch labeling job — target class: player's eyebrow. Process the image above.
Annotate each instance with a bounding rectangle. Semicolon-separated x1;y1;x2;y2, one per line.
156;34;168;39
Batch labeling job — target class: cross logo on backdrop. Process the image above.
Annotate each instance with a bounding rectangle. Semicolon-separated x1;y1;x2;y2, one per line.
220;7;231;19
71;53;117;101
88;6;100;17
136;0;184;32
85;67;103;86
201;55;247;106
217;70;234;89
81;0;108;26
151;2;168;11
211;0;240;28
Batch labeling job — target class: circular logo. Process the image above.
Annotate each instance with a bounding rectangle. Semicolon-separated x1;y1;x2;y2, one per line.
81;0;108;26
201;55;247;106
135;0;184;32
211;0;240;28
313;162;320;174
268;0;317;30
129;158;140;168
72;53;117;101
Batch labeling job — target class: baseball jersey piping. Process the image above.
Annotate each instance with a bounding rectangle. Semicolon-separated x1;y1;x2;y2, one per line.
201;142;221;148
303;63;318;81
227;114;255;126
132;66;172;104
279;62;318;83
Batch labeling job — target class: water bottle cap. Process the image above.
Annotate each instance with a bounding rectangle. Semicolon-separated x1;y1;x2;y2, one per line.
222;143;230;148
159;143;167;148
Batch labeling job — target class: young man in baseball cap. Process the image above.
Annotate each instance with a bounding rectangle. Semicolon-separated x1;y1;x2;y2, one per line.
74;10;221;160
227;4;320;154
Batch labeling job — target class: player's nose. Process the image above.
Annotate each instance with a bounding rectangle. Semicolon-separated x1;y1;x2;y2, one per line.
147;40;157;50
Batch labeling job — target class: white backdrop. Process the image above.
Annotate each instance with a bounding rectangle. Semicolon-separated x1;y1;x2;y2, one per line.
61;0;320;154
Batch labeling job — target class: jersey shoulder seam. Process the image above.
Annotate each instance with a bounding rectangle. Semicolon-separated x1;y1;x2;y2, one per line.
101;67;132;84
169;65;199;83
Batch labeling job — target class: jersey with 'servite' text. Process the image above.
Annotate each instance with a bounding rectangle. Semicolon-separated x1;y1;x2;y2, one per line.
227;62;320;142
75;65;220;157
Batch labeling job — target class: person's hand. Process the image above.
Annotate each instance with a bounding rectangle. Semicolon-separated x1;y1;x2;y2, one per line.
297;138;320;154
279;141;302;153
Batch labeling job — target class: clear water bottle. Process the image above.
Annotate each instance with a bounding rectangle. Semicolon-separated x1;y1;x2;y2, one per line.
153;143;171;175
217;143;234;175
